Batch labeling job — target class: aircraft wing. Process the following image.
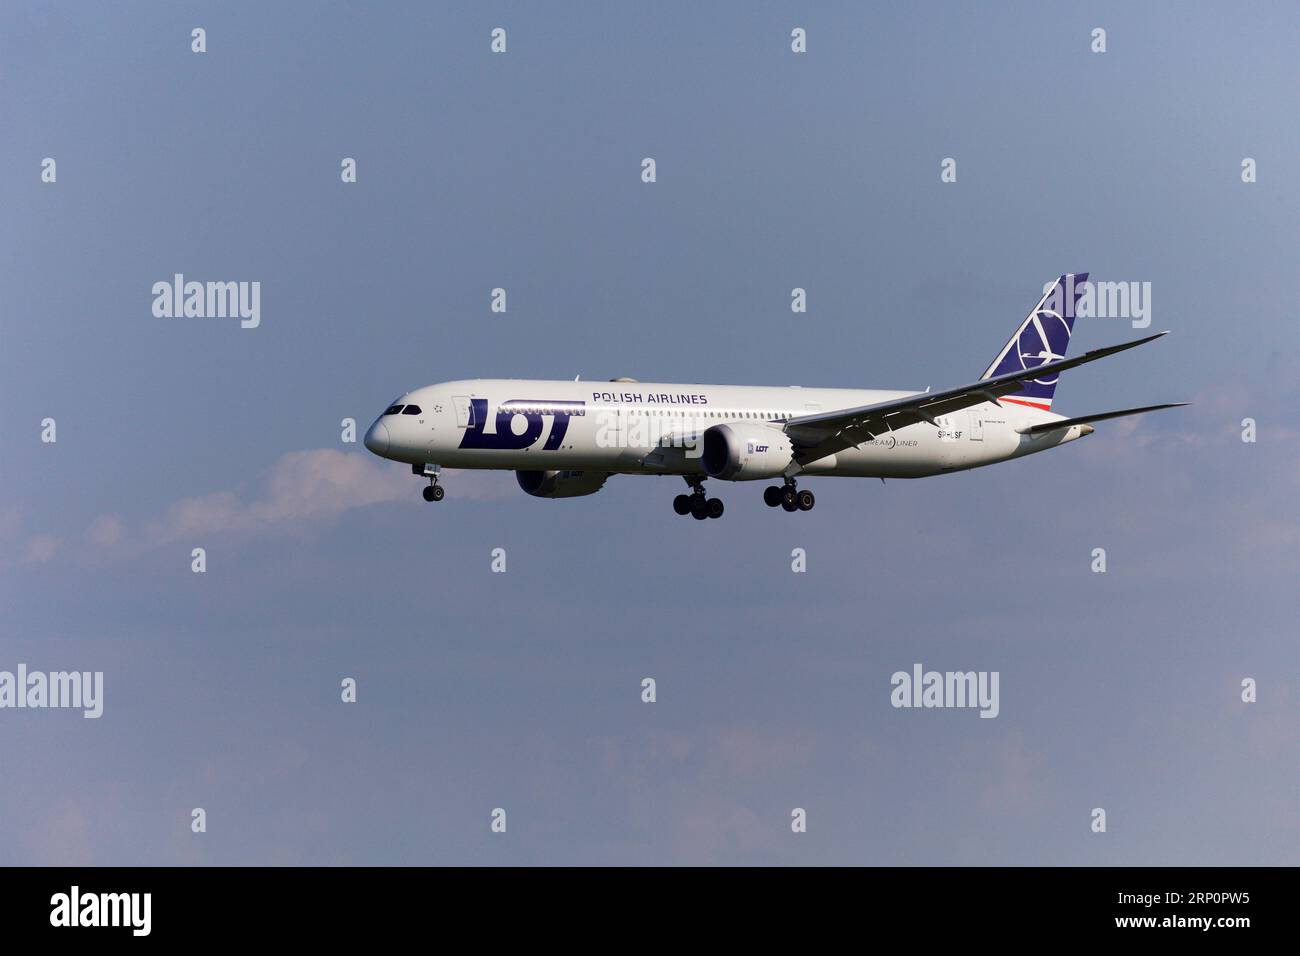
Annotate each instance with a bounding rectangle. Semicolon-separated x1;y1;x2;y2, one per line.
783;331;1170;466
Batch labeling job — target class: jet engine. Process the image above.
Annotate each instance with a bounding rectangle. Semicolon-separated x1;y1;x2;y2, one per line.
701;423;794;480
516;469;610;498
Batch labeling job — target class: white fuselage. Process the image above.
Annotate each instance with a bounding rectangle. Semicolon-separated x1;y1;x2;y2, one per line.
363;379;1090;479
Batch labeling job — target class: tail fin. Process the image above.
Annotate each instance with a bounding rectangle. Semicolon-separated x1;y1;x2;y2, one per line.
981;273;1088;411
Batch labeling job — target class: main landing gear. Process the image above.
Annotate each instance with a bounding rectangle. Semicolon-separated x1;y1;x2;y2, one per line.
763;480;814;513
415;463;445;503
673;477;724;520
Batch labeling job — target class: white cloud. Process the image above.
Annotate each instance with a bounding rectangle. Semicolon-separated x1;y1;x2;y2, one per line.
23;534;60;564
88;514;124;548
3;450;521;568
147;449;411;541
140;450;517;544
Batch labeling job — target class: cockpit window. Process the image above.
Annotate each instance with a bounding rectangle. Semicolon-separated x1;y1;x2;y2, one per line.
401;404;422;415
384;405;405;415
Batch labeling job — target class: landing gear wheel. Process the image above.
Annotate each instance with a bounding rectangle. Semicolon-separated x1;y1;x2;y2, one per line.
673;494;692;516
796;489;815;511
706;498;724;519
430;484;445;502
782;487;798;509
422;485;436;502
781;498;798;512
763;486;783;507
690;497;709;520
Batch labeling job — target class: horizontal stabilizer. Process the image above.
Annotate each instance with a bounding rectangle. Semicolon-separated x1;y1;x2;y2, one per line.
1017;402;1190;435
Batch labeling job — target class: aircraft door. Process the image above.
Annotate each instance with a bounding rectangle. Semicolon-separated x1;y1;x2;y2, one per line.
452;395;474;428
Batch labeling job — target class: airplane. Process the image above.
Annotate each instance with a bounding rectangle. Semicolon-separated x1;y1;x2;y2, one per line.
363;274;1187;519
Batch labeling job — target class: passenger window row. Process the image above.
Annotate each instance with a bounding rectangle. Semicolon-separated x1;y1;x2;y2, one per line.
615;409;789;419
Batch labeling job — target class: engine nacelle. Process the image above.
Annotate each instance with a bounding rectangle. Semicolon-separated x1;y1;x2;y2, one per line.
516;469;609;498
701;423;794;480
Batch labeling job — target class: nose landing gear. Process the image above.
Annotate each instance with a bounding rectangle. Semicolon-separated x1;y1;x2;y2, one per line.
414;463;444;502
674;477;724;520
764;480;814;513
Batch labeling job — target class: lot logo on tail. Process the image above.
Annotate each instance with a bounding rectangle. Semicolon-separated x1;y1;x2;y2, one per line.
1016;308;1071;385
982;273;1088;410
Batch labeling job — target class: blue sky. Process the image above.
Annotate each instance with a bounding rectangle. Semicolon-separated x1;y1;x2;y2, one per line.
1;1;1296;864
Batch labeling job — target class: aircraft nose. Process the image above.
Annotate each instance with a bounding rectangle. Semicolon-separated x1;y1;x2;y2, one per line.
364;420;390;456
